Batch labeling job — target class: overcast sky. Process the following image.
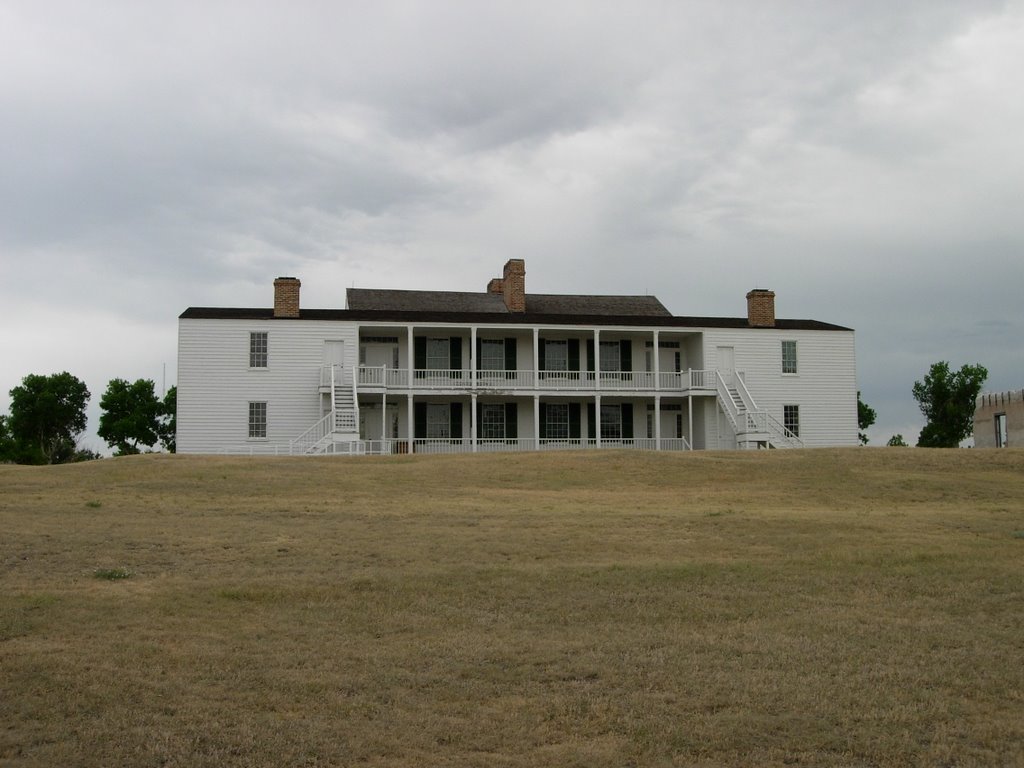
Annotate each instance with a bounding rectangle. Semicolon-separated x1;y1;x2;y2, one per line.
2;0;1022;452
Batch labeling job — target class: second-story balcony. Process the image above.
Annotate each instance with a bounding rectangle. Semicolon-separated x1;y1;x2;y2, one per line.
352;366;719;394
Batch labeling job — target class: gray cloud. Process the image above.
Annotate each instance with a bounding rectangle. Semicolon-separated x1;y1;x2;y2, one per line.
1;0;1021;450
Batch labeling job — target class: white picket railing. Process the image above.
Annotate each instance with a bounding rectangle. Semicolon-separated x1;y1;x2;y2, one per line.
350;367;720;393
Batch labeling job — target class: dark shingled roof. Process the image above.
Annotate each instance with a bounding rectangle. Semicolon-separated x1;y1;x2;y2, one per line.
347;289;509;313
346;288;671;317
179;306;851;331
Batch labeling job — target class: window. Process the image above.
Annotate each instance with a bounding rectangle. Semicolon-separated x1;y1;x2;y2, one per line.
545;340;568;372
426;404;450;439
480;403;505;439
248;402;267;438
995;413;1008;448
545;403;569;439
426;338;450;371
480;340;505;371
600;404;622;440
782;340;797;374
599;341;620;372
250;332;268;368
783;405;800;437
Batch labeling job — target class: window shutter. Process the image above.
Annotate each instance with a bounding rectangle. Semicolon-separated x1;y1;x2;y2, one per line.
505;403;518;439
450;402;463;439
539;402;547;438
568;339;580;372
476;337;482;373
587;403;595;440
414;402;427;439
570;403;581;439
620;340;632;372
622;403;633;439
476;401;482;438
414;336;427;377
450;338;462;373
538;338;546;371
504;338;516;374
586;339;595;373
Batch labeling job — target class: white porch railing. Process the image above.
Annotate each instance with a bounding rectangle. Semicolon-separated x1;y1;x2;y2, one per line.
350;367;720;393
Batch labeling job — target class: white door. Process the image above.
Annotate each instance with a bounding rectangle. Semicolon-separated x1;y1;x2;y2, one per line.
716;346;734;376
323;341;345;367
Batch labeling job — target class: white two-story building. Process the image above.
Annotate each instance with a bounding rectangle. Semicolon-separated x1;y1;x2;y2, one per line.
177;260;858;455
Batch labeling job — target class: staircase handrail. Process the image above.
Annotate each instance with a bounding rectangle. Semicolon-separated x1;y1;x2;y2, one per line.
290;411;334;454
715;371;741;432
763;411;804;448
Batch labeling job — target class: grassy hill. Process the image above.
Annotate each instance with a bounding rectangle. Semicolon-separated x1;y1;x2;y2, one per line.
2;449;1023;767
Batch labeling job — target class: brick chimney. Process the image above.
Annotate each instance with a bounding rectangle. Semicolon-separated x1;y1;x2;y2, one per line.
501;259;526;312
746;289;775;327
487;277;504;294
273;277;301;318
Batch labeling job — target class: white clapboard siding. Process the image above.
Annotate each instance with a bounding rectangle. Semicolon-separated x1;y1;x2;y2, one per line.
178;318;358;454
702;328;858;448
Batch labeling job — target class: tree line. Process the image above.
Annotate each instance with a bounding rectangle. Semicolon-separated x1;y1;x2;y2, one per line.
0;372;175;464
0;360;991;464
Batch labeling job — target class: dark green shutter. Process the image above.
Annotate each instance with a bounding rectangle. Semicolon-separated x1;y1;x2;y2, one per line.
450;338;462;376
505;403;518;439
569;403;581;439
587;403;595;440
504;338;516;376
450;402;462;439
568;339;580;372
414;402;427;439
587;339;595;372
539;402;547;438
620;340;632;372
414;336;426;378
538;338;546;371
622;403;633;439
476;337;482;373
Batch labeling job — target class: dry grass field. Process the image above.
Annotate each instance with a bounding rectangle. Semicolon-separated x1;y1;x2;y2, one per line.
2;448;1023;767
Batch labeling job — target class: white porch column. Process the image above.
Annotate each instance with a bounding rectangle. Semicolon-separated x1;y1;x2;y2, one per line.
470;326;477;390
532;327;539;388
381;392;386;445
688;396;694;450
471;392;477;452
653;330;660;391
533;395;540;450
407;326;414;379
595;394;601;448
655;394;661;450
593;329;600;390
407;393;414;451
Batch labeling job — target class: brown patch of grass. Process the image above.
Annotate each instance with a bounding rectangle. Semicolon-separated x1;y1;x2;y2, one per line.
2;448;1023;766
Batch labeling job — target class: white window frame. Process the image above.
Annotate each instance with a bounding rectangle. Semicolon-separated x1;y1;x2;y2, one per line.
480;403;506;439
545;340;568;372
250;332;268;369
599;341;620;372
426;403;450;439
248;401;267;439
546;403;569;439
480;339;505;372
782;340;797;375
426;338;450;371
783;404;800;437
600;403;622;440
995;412;1007;448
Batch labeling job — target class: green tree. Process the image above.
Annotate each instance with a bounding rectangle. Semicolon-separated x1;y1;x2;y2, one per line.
157;385;176;453
8;372;91;464
98;378;160;455
912;361;988;448
0;414;16;462
887;434;908;447
857;391;876;445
